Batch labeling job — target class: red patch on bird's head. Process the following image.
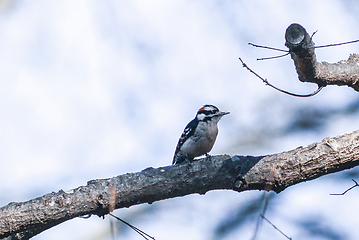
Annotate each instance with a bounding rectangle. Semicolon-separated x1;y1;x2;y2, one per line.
198;107;205;113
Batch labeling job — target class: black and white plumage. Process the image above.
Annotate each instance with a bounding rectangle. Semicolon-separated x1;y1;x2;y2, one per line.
172;105;229;165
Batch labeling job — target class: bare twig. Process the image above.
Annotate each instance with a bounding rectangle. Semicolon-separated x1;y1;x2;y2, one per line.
260;214;292;240
238;57;323;97
109;213;155;240
249;39;359;52
248;42;290;61
330;179;359;196
310;30;318;39
251;192;271;240
315;39;359;49
248;43;289;52
248;43;288;52
249;38;359;62
257;52;290;61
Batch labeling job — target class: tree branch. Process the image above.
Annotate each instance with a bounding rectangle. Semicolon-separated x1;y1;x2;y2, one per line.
2;130;359;239
285;23;359;91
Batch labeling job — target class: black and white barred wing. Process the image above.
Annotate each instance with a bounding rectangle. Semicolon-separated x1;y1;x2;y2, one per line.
173;119;198;164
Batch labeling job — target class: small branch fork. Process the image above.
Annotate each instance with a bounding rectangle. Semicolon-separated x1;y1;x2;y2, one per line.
248;43;290;61
238;57;323;97
330;179;359;196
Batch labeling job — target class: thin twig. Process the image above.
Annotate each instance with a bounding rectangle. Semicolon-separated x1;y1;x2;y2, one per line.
249;39;359;52
260;214;292;240
251;192;270;240
330;179;359;195
310;30;318;40
109;213;155;240
315;39;359;49
257;52;290;61
248;43;288;52
238;57;324;97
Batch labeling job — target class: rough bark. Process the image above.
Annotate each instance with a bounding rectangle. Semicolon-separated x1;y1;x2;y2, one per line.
1;130;359;239
285;23;359;91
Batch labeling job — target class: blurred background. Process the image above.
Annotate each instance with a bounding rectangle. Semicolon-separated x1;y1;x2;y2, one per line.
1;0;359;239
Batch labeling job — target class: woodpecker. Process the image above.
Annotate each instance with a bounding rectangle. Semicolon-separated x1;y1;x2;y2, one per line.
172;105;229;165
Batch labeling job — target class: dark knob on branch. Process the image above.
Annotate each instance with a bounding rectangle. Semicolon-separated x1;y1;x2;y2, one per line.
285;23;314;51
285;23;317;83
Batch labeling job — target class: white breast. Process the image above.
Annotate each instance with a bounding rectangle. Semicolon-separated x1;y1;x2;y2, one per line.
179;121;218;159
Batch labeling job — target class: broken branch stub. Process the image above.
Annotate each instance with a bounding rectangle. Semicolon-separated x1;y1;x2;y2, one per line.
285;23;359;91
285;23;317;84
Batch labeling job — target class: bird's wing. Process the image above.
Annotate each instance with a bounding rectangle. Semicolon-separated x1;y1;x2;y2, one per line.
173;118;198;162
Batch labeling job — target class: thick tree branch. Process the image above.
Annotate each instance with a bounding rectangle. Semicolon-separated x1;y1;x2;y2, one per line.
285;23;359;91
2;130;359;239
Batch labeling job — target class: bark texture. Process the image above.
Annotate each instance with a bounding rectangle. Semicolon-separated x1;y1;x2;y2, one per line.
285;23;359;90
2;130;359;239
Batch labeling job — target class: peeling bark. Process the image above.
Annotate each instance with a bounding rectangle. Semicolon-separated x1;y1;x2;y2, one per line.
2;130;359;239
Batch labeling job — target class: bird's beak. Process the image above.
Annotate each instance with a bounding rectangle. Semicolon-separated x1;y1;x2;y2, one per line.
219;111;230;116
